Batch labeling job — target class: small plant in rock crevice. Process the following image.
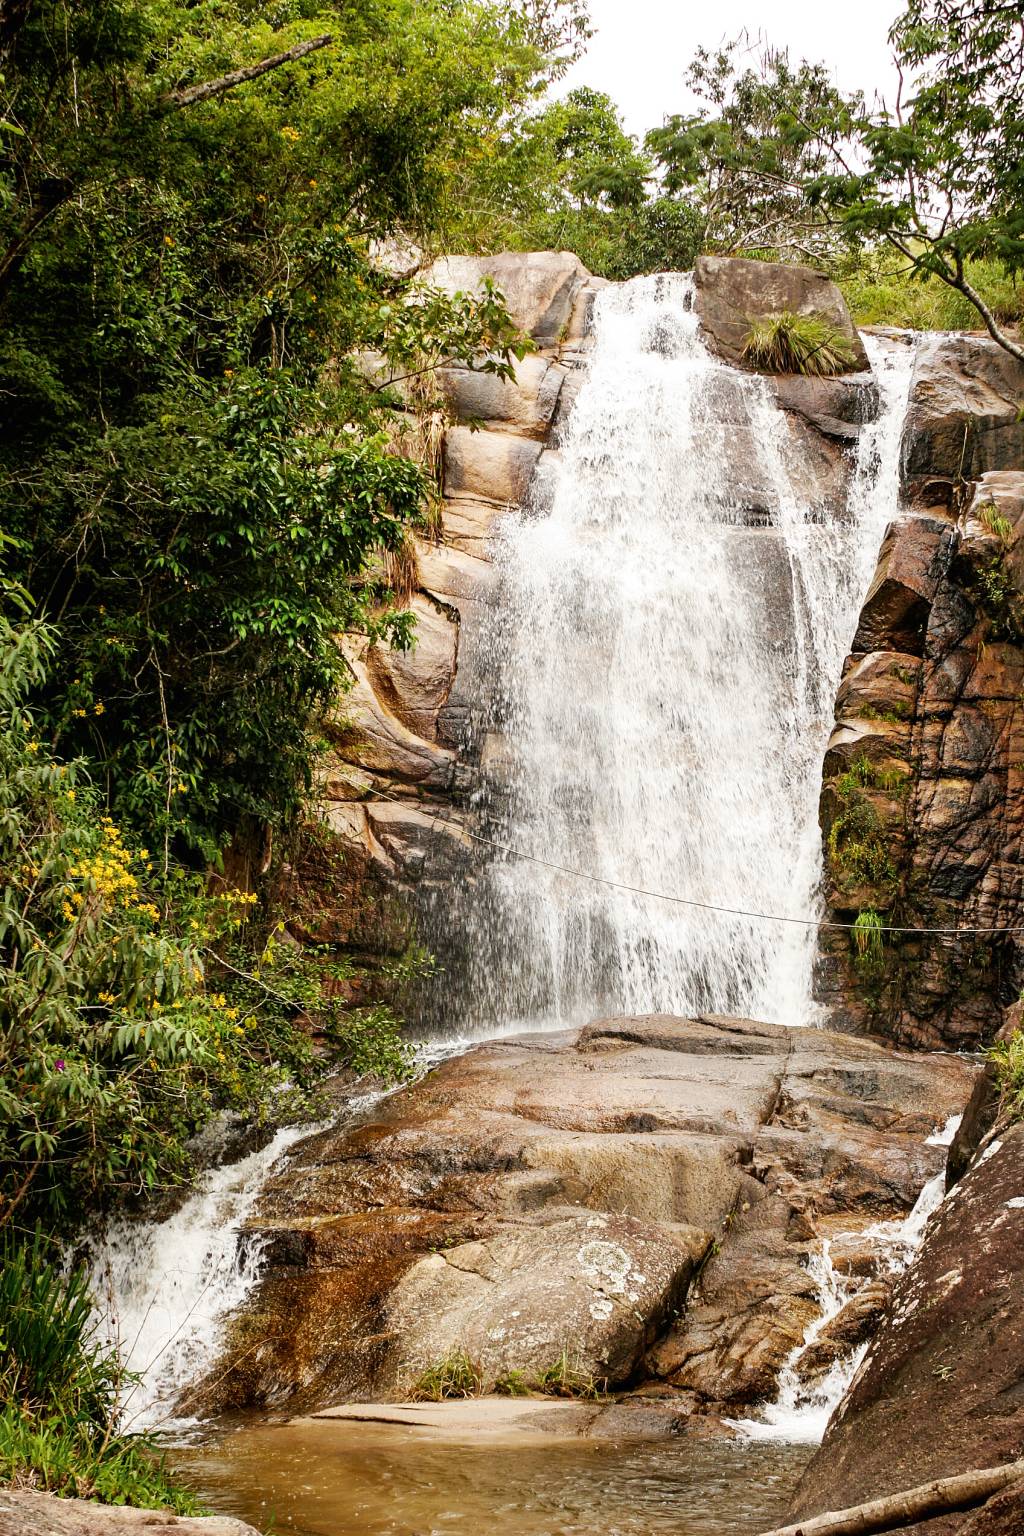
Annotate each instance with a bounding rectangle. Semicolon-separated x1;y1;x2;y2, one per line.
989;1027;1024;1123
535;1349;608;1400
741;311;857;376
410;1349;482;1401
493;1369;531;1397
852;908;886;974
978;502;1015;546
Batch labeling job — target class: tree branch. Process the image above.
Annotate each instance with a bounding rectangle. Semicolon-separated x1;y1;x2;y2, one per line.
755;1458;1024;1536
163;34;333;110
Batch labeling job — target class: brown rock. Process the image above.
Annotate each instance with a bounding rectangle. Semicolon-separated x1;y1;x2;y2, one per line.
195;1015;974;1419
0;1492;260;1536
790;1125;1024;1531
361;596;458;742
435;355;567;436
902;334;1024;501
443;426;543;504
424;252;591;347
694;255;869;372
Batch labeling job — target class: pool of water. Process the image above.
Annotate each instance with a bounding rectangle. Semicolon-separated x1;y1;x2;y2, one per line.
173;1419;812;1536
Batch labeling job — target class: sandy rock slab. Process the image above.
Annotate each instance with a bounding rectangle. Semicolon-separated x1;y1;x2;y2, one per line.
195;1015;975;1419
0;1492;260;1536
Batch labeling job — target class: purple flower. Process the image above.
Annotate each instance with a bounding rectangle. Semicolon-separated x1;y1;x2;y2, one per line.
55;1060;65;1072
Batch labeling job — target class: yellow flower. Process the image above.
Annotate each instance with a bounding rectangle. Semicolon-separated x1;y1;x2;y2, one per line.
98;990;116;1005
164;235;175;247
60;901;74;922
94;702;105;715
256;194;267;204
26;741;39;753
308;178;318;188
280;125;300;143
65;790;76;802
72;708;87;718
224;368;234;378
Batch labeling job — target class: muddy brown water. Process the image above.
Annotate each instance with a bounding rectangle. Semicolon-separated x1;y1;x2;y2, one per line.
173;1419;812;1536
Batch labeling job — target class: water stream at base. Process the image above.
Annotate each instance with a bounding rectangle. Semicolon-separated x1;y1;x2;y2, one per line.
442;275;914;1035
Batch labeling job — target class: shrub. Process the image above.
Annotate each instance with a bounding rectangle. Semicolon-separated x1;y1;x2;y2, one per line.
852;908;885;972
0;1231;195;1510
990;1028;1024;1123
741;311;858;376
0;581;414;1231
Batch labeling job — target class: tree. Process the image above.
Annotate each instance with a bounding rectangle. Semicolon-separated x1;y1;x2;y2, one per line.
646;40;858;262
0;0;570;858
806;0;1024;361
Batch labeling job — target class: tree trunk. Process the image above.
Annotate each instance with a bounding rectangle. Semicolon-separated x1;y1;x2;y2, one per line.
756;1459;1024;1536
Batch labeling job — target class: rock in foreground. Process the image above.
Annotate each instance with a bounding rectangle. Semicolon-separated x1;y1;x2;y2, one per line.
791;1124;1024;1534
0;1492;259;1536
198;1015;974;1417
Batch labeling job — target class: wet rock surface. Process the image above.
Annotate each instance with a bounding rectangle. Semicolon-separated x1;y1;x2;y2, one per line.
791;1124;1024;1535
197;1014;974;1418
0;1492;260;1536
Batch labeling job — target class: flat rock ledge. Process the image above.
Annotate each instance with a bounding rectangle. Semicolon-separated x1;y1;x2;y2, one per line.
196;1014;975;1421
0;1492;260;1536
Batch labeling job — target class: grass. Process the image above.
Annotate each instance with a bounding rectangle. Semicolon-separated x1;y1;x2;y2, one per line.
990;1028;1024;1122
410;1350;482;1401
741;311;858;376
0;1231;197;1511
534;1349;607;1401
852;908;885;971
493;1369;530;1397
837;249;1024;333
978;503;1015;546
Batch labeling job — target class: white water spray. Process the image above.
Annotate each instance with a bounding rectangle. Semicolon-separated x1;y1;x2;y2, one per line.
456;277;914;1033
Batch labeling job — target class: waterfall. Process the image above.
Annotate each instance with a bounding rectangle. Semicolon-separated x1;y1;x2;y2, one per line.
449;276;914;1035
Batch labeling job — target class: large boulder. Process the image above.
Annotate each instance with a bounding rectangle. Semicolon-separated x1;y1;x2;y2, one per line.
694;255;870;373
424;251;592;347
790;1125;1024;1535
434;354;568;437
192;1014;974;1417
901;334;1024;503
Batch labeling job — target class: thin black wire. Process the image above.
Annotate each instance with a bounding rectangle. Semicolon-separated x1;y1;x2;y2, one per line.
364;788;1024;939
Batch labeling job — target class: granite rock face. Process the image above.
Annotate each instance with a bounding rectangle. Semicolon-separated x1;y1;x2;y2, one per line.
0;1493;260;1536
314;253;604;946
193;1014;973;1417
816;471;1024;1050
791;1120;1024;1535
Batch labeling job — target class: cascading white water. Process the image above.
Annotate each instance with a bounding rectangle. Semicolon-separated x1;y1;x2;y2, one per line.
734;1115;960;1442
89;1123;313;1432
457;276;914;1034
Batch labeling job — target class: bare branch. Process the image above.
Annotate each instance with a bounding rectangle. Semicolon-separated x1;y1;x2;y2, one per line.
163;33;332;110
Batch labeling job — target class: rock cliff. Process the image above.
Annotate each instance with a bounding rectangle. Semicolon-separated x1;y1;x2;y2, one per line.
304;252;605;958
816;334;1024;1050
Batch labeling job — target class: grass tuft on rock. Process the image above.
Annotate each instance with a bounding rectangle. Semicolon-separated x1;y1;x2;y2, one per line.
410;1349;482;1401
741;310;857;376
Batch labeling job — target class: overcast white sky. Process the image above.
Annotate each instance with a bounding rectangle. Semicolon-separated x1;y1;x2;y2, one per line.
560;0;904;139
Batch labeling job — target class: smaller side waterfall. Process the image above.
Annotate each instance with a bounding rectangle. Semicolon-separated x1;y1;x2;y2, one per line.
734;1116;960;1443
90;1123;311;1432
